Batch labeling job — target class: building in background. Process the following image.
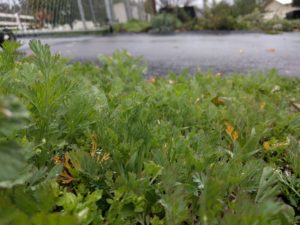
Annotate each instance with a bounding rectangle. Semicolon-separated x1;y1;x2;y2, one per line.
264;0;300;19
113;0;150;23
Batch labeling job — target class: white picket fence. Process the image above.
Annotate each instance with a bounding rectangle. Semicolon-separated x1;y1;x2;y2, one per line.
0;0;150;35
0;12;34;30
0;12;102;35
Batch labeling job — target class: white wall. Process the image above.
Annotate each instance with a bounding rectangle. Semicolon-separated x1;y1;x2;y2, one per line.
264;1;299;19
113;2;128;23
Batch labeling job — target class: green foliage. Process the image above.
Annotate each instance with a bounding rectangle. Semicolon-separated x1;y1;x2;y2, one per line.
151;13;182;32
235;8;264;30
193;5;300;32
259;18;300;33
0;96;30;187
0;96;30;137
232;0;258;16
0;41;21;74
255;167;281;203
114;4;300;33
0;41;300;224
15;40;76;142
202;1;237;30
57;189;103;224
113;19;151;33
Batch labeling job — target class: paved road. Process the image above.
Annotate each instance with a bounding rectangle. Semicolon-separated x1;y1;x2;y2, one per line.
20;32;300;76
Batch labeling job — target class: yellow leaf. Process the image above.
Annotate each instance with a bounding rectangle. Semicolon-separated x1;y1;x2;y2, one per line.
64;153;73;171
273;137;290;149
59;171;74;184
147;77;156;84
259;101;266;110
212;96;225;106
266;48;276;53
232;131;239;141
263;137;290;152
52;155;62;165
100;153;111;162
225;122;234;136
263;141;270;151
91;133;97;158
225;122;239;141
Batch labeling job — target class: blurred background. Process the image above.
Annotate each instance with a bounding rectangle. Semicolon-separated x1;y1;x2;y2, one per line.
1;0;299;76
0;0;152;34
0;0;299;35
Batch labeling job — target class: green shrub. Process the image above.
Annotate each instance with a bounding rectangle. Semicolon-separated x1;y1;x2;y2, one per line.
235;10;300;33
113;8;300;33
232;0;258;17
113;19;151;33
151;13;182;32
260;18;300;33
201;2;237;30
236;8;264;30
159;7;194;23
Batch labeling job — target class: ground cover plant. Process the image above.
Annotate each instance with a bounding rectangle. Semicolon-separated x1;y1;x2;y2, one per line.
1;40;300;224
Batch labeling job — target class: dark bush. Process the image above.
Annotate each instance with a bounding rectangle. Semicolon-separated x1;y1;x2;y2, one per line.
159;6;196;23
235;8;264;30
201;2;237;30
286;10;300;20
232;0;258;16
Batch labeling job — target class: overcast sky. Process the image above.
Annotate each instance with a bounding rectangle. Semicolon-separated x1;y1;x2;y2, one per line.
277;0;293;3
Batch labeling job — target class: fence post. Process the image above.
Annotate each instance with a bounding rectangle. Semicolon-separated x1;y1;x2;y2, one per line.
151;0;156;14
104;0;113;22
77;0;87;30
137;0;144;20
88;0;97;26
124;0;133;21
15;13;23;30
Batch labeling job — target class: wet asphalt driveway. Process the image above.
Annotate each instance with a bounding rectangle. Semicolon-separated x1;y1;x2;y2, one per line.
20;32;300;76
